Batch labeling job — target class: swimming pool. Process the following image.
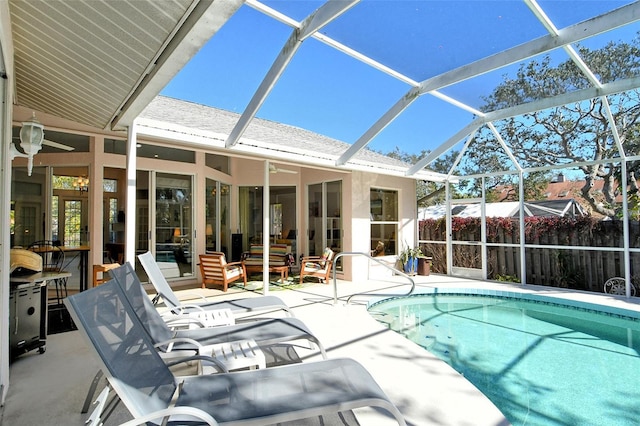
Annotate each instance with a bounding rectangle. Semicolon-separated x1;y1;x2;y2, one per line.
369;291;640;425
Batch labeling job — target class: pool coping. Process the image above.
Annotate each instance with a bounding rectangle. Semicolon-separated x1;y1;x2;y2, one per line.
365;278;640;319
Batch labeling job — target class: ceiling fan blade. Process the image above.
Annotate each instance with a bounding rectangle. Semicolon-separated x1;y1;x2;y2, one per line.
269;164;297;174
278;168;298;174
9;144;27;160
43;138;74;151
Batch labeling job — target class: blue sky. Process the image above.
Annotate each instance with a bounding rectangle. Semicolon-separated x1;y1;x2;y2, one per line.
161;1;636;157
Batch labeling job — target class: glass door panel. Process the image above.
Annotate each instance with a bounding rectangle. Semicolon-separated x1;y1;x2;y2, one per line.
307;181;342;271
327;181;342;271
308;183;322;257
205;179;231;256
155;173;193;279
135;170;150;277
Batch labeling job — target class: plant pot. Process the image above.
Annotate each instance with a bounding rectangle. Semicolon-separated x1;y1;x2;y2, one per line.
403;257;418;275
417;256;432;276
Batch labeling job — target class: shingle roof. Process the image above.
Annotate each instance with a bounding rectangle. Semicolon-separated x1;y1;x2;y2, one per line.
139;96;445;180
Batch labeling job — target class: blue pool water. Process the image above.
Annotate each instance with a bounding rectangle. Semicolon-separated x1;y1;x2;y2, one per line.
369;293;640;425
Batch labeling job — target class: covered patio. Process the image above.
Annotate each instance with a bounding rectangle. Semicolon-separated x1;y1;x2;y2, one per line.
2;0;640;423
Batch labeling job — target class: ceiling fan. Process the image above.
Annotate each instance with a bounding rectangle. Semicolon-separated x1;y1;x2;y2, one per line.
10;113;75;159
11;134;75;153
269;163;297;174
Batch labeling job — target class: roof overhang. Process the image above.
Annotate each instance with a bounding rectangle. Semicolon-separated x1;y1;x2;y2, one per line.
136;116;449;182
8;0;243;131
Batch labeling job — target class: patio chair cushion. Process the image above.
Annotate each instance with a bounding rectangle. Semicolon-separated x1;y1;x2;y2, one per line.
299;248;335;284
243;244;291;267
303;262;322;271
226;264;243;278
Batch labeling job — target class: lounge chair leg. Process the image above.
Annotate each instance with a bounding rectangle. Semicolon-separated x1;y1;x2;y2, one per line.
81;370;104;413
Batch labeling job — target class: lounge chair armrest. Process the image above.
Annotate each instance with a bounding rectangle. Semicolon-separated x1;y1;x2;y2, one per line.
165;354;229;373
154;337;203;353
163;316;208;330
118;406;220;426
159;303;208;316
225;260;244;268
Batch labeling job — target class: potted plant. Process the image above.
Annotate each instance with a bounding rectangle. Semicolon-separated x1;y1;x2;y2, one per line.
398;244;422;275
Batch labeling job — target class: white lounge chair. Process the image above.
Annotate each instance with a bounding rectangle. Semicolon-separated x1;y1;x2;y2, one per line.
65;279;407;426
110;262;327;358
138;251;294;318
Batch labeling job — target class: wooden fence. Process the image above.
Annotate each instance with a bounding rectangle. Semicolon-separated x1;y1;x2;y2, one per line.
419;217;640;292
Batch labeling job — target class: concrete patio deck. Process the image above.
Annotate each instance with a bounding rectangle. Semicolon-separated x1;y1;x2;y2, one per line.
7;271;636;425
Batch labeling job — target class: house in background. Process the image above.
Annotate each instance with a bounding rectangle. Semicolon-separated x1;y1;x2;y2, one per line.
419;198;586;220
11;95;438;290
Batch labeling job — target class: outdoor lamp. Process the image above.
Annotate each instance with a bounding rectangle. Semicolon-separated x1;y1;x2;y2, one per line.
19;113;45;176
206;224;213;246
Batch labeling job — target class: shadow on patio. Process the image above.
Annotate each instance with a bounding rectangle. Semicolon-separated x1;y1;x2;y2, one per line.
1;274;509;425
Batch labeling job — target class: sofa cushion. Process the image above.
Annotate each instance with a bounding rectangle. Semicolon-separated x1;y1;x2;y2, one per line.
270;244;288;256
244;244;291;267
249;244;263;257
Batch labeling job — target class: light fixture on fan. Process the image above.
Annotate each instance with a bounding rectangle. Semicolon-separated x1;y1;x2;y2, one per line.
73;176;89;192
14;113;45;176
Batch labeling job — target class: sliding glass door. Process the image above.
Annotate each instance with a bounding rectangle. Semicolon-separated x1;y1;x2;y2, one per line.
307;180;342;270
135;171;194;281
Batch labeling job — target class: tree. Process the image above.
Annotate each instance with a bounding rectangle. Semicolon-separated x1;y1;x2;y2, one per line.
385;147;458;206
468;33;640;217
487;171;552;202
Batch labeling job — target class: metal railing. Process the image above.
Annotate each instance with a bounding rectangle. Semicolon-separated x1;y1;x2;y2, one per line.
329;251;416;305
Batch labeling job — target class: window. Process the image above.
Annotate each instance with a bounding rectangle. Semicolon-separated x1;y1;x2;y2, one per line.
103;178;118;193
108;198;118;224
370;189;398;256
205;153;230;175
64;200;82;246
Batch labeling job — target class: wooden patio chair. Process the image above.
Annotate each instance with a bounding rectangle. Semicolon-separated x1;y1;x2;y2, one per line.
299;247;335;284
199;252;247;292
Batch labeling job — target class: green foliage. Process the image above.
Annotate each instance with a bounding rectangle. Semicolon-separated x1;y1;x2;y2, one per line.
464;33;640;217
398;243;422;265
382;147;460;206
495;274;520;283
380;34;640;216
623;191;640;221
487;171;552;202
